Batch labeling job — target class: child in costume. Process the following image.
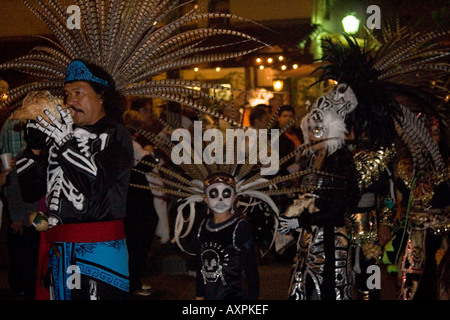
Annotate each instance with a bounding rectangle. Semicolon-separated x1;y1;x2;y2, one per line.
195;172;259;300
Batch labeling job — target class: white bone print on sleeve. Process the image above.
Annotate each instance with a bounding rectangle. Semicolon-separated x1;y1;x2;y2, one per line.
60;128;109;176
47;145;85;212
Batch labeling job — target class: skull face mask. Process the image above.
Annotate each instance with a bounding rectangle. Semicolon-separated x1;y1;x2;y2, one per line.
301;83;355;155
205;182;236;214
314;83;358;118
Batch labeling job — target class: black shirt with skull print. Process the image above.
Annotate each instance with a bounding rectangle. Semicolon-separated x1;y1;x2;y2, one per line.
195;215;259;300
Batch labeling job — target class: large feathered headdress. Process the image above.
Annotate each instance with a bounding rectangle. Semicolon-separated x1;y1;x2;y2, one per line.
0;0;266;127
311;27;449;177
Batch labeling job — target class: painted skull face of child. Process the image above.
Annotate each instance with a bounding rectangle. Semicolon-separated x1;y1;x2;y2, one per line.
205;183;235;214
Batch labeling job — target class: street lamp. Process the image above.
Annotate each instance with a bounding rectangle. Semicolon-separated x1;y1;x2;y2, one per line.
342;14;360;34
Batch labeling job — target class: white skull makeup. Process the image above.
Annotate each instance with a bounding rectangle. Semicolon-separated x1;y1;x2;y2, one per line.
313;83;358;119
301;83;356;155
205;182;235;214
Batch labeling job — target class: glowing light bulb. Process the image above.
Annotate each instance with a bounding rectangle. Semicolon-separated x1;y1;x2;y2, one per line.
342;14;360;34
273;80;283;92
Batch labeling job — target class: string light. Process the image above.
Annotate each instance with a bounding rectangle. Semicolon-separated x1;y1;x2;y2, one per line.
250;55;305;72
215;67;221;72
194;67;199;72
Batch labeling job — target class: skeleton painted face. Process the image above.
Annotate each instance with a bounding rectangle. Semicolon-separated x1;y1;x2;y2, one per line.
313;83;358;118
301;83;356;155
205;182;235;214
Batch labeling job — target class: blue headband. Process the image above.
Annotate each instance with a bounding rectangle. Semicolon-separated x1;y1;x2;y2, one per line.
65;60;109;87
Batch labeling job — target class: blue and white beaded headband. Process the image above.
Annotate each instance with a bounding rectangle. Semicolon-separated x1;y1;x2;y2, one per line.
65;60;109;87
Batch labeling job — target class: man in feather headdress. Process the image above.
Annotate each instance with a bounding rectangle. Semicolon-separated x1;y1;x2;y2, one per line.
0;0;267;300
16;59;134;300
278;25;450;300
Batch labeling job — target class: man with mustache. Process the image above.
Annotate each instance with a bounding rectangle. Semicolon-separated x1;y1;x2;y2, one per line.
16;60;133;300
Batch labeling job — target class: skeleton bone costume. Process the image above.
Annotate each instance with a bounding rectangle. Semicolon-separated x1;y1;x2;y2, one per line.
284;154;359;300
15;60;134;300
279;90;360;300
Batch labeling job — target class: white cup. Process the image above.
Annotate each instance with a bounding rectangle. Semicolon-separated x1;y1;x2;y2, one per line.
1;153;12;172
